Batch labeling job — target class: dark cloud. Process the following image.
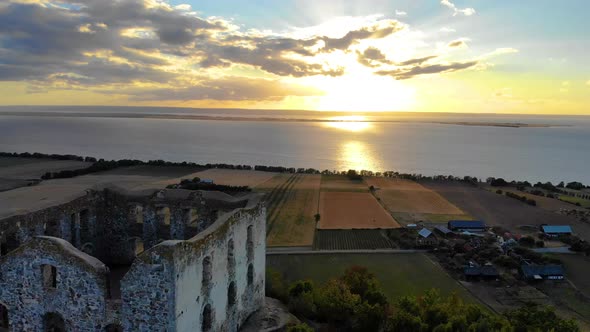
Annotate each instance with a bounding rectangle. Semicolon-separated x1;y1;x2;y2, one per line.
447;39;468;48
122;77;324;101
320;21;403;51
357;47;393;68
398;55;438;66
375;61;478;79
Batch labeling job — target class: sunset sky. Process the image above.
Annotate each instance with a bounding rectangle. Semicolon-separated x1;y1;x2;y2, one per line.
1;0;588;114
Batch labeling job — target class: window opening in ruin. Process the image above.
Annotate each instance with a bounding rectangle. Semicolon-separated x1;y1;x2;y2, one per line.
70;212;79;245
106;265;131;300
227;239;235;264
41;265;57;289
134;238;144;255
105;323;124;332
45;219;60;237
247;264;254;286
80;209;90;241
247;225;253;243
0;303;8;330
202;304;212;331
43;312;65;332
228;281;237;307
0;238;7;256
247;225;254;262
135;205;144;224
202;256;212;288
158;207;171;226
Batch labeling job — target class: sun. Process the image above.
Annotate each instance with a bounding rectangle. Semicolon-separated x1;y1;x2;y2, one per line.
308;70;417;112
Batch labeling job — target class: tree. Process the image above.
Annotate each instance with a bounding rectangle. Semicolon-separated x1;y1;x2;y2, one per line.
286;323;314;332
314;279;360;325
288;280;316;317
505;303;580;332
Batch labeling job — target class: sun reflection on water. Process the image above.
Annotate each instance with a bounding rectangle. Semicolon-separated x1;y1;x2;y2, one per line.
339;140;380;171
324;115;371;132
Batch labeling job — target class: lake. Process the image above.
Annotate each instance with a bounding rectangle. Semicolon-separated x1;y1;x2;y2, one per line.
0;109;589;184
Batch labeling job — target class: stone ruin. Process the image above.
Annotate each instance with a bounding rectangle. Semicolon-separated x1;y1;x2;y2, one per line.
0;187;266;331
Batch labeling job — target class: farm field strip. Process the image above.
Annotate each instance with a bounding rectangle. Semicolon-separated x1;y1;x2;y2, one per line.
313;229;395;250
266;174;301;226
365;178;465;221
262;174;321;247
318;191;401;229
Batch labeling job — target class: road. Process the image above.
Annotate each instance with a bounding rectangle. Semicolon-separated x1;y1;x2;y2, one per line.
266;246;427;255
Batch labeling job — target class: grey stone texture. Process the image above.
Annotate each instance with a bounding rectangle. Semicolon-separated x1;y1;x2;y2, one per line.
0;188;266;331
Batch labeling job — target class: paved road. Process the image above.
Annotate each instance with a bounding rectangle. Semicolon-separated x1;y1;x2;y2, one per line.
266;247;427;255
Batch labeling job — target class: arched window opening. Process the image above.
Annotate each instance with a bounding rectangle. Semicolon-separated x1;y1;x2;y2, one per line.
247;225;254;261
0;303;9;330
247;225;253;243
135;205;144;224
202;256;212;288
105;323;123;332
202;304;212;332
43;312;65;332
227;239;235;267
41;265;57;289
247;264;254;286
228;281;237;307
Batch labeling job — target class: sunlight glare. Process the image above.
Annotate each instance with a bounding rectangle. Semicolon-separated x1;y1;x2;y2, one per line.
338;141;380;171
325;115;371;132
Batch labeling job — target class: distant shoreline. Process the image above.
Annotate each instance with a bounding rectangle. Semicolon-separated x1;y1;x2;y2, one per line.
0;111;566;128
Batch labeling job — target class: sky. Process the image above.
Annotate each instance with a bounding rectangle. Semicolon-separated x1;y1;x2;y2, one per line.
0;0;589;114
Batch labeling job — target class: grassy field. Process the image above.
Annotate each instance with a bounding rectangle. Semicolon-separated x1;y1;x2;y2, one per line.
320;175;368;192
318;192;400;229
192;168;276;187
267;253;480;303
558;195;590;208
259;174;321;247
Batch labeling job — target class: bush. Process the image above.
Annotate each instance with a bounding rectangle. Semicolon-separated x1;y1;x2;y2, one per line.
496;189;503;195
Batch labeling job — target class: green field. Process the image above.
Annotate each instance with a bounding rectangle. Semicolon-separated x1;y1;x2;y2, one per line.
267;253;480;303
558;195;590;208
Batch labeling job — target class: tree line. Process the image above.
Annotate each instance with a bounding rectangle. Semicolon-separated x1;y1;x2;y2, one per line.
267;266;579;332
4;151;587;190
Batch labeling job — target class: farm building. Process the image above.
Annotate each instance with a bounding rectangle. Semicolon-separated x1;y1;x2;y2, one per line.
463;264;499;281
521;264;565;281
416;228;438;246
541;225;572;237
448;220;486;232
434;226;452;236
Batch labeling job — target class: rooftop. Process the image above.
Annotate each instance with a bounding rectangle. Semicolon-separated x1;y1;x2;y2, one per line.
448;220;486;229
541;225;573;234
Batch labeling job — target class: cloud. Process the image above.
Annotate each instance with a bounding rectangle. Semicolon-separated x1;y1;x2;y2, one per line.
447;39;468;48
395;10;407;16
356;47;393;67
375;60;478;80
441;0;476;16
122;77;324;101
440;27;456;33
0;0;508;103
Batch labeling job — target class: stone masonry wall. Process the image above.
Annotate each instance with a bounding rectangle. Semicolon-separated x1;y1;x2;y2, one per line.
0;237;110;331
